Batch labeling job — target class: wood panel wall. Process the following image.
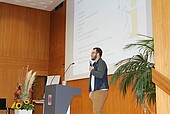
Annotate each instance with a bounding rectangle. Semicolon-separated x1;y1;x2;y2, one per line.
0;3;50;114
48;2;66;82
67;77;155;114
152;0;170;114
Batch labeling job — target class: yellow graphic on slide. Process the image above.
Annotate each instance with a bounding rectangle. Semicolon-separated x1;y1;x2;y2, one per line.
118;0;138;38
130;0;138;38
129;8;137;38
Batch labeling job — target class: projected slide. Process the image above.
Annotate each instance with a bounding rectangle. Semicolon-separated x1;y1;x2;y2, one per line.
66;0;152;81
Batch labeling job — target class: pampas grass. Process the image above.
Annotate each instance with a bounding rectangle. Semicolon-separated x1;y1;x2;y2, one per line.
28;72;36;92
23;67;36;100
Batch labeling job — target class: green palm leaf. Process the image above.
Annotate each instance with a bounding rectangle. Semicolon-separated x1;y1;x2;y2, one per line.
110;34;156;106
124;34;154;59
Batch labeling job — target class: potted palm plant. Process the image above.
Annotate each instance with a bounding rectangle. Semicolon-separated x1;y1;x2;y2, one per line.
110;34;155;114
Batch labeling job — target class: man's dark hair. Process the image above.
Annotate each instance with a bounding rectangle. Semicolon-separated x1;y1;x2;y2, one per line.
93;47;102;57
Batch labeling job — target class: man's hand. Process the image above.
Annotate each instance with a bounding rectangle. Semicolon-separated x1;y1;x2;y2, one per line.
89;91;93;100
89;66;94;71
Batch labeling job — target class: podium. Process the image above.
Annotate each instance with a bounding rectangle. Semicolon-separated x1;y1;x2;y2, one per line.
44;84;81;114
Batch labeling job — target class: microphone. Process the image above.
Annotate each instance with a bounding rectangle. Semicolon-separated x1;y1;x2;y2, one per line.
89;61;93;66
62;62;75;77
50;63;65;85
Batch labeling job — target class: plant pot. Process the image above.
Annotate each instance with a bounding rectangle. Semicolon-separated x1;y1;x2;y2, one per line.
15;110;32;114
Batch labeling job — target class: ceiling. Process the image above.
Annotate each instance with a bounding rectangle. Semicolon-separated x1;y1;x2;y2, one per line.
0;0;64;11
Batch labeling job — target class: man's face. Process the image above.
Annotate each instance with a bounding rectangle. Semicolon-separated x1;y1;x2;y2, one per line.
91;49;97;60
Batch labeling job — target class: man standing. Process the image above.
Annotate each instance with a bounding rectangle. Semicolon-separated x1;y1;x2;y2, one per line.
89;47;109;114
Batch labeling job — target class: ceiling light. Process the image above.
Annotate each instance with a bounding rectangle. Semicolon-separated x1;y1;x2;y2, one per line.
50;1;54;3
40;1;46;5
44;6;48;8
30;2;36;6
15;0;21;2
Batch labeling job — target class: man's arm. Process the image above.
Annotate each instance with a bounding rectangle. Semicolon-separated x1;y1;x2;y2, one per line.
91;60;106;79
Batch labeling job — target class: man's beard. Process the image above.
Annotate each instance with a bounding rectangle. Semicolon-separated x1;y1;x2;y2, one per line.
91;58;95;60
91;55;97;61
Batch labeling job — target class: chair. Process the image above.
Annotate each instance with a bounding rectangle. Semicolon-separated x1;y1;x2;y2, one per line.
35;75;61;114
0;98;10;114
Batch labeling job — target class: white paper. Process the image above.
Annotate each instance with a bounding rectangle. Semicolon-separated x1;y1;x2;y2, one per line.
46;75;60;85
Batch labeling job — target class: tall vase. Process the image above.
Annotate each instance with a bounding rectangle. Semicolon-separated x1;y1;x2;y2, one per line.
14;110;32;114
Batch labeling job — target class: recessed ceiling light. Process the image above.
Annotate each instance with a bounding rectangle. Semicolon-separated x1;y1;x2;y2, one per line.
30;2;36;6
44;6;48;8
50;1;54;3
15;0;21;2
40;1;46;5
